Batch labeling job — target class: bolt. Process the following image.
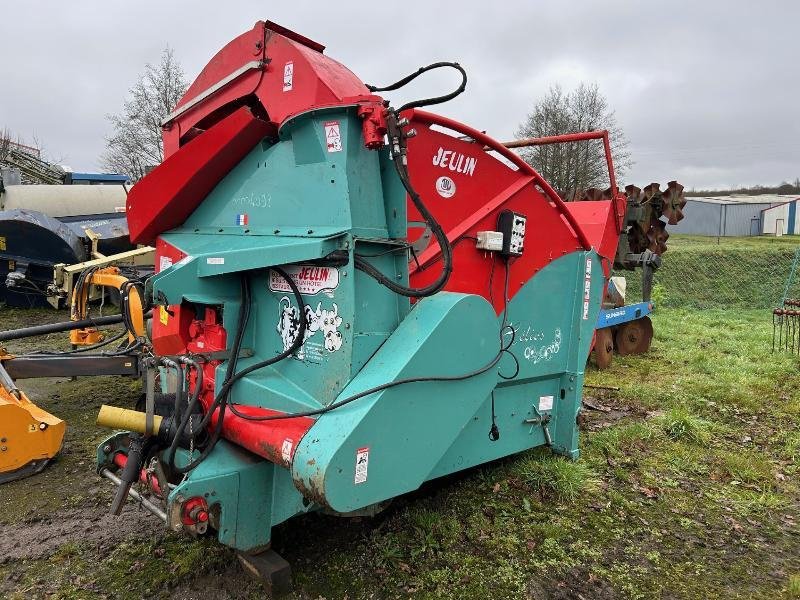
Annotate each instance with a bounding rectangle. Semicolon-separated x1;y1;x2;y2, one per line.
345;323;351;329
0;437;6;443
102;444;112;454
0;446;6;452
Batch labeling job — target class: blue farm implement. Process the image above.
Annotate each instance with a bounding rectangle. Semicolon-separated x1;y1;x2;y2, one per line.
76;21;683;591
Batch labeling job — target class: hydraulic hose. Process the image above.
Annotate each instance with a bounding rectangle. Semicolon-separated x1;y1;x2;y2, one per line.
355;62;468;298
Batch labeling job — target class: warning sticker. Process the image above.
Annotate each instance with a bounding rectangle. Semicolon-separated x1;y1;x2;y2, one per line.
269;264;339;296
0;236;5;251
324;121;342;153
159;305;169;326
281;438;293;464
354;447;369;484
538;395;554;412
283;61;293;91
206;257;225;265
582;257;592;320
158;256;172;273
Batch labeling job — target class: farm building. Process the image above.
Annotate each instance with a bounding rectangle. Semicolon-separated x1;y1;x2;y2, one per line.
668;195;794;237
760;198;800;235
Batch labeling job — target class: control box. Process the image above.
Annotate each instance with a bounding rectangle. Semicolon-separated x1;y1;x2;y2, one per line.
497;210;526;256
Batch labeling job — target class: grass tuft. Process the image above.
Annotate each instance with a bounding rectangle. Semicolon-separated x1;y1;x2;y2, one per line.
517;454;598;501
657;408;713;444
787;573;800;599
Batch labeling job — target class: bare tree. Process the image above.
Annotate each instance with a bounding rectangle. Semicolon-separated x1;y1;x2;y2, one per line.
515;83;632;199
101;47;188;180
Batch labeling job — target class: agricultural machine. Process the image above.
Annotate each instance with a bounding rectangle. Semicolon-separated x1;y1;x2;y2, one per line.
0;20;687;591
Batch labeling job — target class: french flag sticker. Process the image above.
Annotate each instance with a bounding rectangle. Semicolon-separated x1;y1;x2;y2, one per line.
236;214;248;226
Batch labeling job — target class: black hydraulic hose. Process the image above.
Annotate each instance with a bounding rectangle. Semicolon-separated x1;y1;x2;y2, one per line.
167;275;254;474
0;314;126;341
166;267;307;474
354;155;453;297
356;62;467;298
366;61;467;113
230;263;516;423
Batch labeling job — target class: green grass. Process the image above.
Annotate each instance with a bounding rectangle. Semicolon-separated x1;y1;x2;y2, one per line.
1;305;799;598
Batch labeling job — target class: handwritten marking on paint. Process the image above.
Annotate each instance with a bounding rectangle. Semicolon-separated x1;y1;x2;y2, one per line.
232;192;270;209
432;147;477;176
283;61;293;91
522;328;562;364
325;121;342;152
582;258;592;320
355;447;369;484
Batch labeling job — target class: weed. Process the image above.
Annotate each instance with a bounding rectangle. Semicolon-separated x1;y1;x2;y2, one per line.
787;573;800;599
516;454;598;501
658;407;713;443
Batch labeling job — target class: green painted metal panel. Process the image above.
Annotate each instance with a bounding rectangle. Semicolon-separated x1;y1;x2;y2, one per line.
291;292;499;512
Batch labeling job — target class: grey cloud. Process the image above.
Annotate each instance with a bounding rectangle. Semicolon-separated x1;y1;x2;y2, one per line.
1;1;797;188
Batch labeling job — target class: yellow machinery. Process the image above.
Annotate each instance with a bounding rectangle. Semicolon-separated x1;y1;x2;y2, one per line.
0;266;146;483
68;266;146;346
0;361;66;483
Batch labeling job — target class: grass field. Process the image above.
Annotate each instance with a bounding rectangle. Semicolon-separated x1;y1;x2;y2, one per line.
1;235;799;598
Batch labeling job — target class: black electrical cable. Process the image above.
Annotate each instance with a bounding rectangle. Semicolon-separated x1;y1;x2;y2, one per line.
228;261;516;424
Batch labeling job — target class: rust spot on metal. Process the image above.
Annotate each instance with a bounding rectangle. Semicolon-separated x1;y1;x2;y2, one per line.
257;440;290;469
306;458;316;466
293;467;329;509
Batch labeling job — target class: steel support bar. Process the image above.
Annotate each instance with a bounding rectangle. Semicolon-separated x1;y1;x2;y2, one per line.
500;130;620;231
0;314;125;342
99;468;167;522
2;355;140;380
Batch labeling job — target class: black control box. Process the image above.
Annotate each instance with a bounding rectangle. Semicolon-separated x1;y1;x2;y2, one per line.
497;210;526;257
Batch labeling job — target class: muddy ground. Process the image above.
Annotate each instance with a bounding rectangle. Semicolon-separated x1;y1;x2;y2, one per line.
1;307;798;599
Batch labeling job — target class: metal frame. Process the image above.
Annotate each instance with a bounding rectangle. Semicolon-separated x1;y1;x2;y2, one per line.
2;354;140;380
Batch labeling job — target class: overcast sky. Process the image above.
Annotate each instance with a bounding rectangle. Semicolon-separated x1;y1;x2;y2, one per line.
1;1;797;190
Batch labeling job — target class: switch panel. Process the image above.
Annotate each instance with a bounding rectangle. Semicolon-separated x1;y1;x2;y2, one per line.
476;230;504;252
497;210;526;256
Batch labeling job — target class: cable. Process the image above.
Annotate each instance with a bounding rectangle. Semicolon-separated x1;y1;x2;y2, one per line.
167;267;306;474
366;62;467;113
166;276;252;474
354;62;468;298
229;260;517;424
354;152;453;297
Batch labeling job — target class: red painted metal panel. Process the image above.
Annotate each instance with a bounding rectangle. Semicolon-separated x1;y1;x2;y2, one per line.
127;107;271;245
162;21;374;156
404;111;595;313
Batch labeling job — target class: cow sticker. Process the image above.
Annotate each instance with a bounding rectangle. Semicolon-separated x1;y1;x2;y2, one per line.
276;297;344;361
